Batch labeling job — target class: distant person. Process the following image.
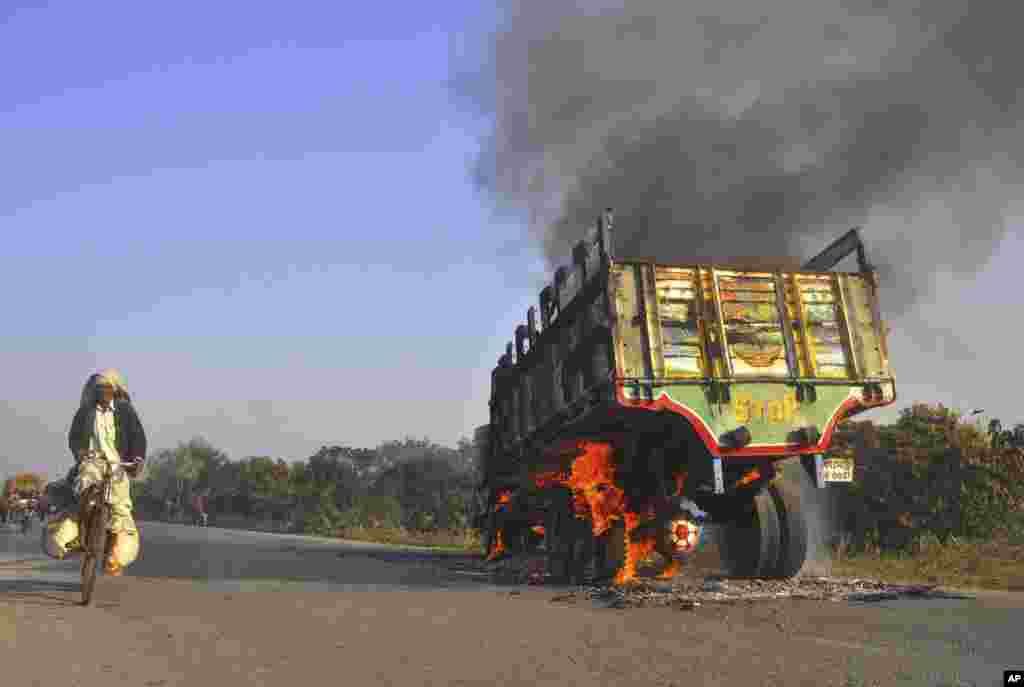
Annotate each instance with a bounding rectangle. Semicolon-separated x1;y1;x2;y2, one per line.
67;369;147;576
192;492;208;526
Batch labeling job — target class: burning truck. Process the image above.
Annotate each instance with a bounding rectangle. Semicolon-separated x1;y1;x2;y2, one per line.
475;209;895;585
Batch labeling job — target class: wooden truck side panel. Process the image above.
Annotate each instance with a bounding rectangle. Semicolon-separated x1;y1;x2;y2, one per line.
610;263;894;459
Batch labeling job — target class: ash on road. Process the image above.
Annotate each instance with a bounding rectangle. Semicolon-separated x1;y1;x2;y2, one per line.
2;521;1020;687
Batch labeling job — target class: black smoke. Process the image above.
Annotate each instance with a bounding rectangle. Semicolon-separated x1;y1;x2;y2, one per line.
453;0;1022;328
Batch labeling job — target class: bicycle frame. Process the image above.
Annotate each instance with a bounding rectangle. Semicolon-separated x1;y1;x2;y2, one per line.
78;454;138;606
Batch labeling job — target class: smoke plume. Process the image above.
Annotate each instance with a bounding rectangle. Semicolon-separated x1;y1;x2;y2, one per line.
455;0;1023;322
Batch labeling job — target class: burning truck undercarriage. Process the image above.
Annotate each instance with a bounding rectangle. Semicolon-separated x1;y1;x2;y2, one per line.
482;435;803;587
475;210;896;587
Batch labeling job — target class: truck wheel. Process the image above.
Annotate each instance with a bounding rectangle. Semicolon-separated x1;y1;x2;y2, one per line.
599;519;626;581
717;488;782;578
481;512;497;558
767;478;808;578
566;517;593;585
545;497;594;585
544;503;571;584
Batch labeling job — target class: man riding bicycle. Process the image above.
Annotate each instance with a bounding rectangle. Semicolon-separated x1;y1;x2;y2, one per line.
67;369;147;576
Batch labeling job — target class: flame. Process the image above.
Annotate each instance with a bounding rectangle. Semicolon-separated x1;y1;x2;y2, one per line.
614;510;657;585
527;440;690;584
656;559;682;580
564;442;625;536
736;467;761;488
484;490;514;561
486;529;505;561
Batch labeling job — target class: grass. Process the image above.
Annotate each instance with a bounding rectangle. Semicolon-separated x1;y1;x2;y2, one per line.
333;525;482;552
829;535;1024;592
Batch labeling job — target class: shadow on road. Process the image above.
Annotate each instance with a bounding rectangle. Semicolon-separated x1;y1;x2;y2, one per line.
0;578;84;607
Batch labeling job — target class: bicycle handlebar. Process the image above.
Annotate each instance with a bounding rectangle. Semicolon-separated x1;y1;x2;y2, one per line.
79;452;143;467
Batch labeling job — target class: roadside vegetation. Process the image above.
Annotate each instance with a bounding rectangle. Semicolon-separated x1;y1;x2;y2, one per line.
129;436;484;552
830;530;1024;591
819;403;1024;591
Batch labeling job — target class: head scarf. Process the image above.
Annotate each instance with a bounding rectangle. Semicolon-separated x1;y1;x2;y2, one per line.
80;369;131;408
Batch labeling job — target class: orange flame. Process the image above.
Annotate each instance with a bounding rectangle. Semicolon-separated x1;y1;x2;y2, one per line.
486;529;505;561
494;490;512;510
612;510;662;585
564;442;625;536
484;490;514;561
528;440;689;584
736;467;761;488
656;559;682;580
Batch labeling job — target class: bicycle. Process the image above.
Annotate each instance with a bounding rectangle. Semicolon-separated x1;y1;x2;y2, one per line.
77;456;140;606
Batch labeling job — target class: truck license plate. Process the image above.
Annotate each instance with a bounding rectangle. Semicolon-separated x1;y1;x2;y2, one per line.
822;457;854;482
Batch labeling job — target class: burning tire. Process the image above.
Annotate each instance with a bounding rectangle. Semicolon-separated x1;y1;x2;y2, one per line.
767;478;808;579
599;519;626;581
544;497;590;585
716;487;782;578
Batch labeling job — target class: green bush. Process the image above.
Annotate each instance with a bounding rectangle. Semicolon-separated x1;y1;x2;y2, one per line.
445;493;469;530
337;495;402;530
960;460;1024;539
302;491;343;536
830;407;1024;553
410;510;435;531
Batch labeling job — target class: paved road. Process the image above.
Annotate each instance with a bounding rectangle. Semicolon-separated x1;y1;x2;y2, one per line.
2;520;1022;687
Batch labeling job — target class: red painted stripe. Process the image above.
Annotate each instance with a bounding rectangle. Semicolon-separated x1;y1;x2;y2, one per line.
615;383;862;458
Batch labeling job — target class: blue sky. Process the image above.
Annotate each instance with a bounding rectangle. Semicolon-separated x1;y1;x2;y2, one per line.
1;1;545;476
1;1;1018;480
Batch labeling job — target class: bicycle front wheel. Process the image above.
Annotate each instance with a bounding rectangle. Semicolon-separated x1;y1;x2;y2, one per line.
80;505;108;606
80;553;98;606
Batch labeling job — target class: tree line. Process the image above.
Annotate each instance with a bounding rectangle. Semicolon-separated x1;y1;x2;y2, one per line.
129;436;481;535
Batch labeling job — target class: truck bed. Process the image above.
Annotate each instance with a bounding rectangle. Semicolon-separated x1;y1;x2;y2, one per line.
485;213;895;485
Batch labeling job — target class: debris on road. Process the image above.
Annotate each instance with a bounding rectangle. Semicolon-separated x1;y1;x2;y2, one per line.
446;553;976;607
549;576;974;609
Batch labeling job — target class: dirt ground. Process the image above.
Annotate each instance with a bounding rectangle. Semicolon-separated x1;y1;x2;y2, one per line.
2;521;1022;687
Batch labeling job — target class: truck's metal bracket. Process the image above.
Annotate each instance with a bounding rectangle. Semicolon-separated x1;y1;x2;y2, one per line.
802;227;872;273
811;454;825;488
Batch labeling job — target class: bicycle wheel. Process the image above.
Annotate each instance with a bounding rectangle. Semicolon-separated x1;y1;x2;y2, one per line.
80;505;108;606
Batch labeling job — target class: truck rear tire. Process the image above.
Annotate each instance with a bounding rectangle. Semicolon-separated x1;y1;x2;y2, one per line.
767;478;808;578
598;520;626;581
544;498;599;585
544;506;570;584
717;488;782;578
482;512;497;558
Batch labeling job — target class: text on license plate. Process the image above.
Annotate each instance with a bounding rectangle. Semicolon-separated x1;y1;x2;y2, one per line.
822;457;854;482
